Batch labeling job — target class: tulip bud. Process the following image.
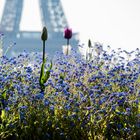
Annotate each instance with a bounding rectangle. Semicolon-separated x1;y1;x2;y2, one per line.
41;27;48;41
64;28;72;39
88;39;92;48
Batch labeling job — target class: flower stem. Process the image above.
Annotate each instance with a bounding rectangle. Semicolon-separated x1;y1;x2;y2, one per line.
67;39;69;46
43;40;45;61
66;39;69;55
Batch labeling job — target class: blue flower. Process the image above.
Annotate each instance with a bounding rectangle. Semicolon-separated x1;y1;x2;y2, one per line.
20;105;27;109
126;108;131;112
117;124;123;129
50;105;54;112
25;66;33;73
44;99;50;106
75;82;82;87
5;107;10;111
35;92;44;100
65;104;71;110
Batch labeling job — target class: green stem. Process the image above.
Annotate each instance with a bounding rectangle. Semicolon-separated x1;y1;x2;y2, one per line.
67;39;69;46
43;40;45;61
66;39;69;55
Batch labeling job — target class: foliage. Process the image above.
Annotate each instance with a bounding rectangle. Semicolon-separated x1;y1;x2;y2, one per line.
0;43;140;139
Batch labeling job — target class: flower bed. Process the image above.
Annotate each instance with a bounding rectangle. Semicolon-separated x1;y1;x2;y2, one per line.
0;28;140;139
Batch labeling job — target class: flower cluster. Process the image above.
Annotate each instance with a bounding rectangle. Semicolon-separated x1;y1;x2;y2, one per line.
0;44;140;139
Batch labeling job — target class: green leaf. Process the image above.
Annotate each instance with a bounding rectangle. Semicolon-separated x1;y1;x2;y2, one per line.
1;90;7;100
1;110;6;120
60;73;65;81
44;61;53;83
0;90;7;109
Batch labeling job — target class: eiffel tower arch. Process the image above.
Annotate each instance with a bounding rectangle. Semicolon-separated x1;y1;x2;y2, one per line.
0;0;78;57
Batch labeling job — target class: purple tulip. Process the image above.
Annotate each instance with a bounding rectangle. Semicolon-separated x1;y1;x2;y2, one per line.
63;28;72;55
64;28;72;39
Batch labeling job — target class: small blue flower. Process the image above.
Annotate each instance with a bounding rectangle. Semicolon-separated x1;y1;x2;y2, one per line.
126;108;131;112
20;105;27;109
50;105;54;112
65;104;71;110
35;92;44;100
117;124;123;129
44;99;50;106
5;107;10;111
25;66;33;73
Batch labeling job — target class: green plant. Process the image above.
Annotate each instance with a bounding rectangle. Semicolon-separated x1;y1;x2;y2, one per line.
39;27;53;90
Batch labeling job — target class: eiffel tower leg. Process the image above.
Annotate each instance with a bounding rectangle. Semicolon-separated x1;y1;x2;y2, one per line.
0;0;23;35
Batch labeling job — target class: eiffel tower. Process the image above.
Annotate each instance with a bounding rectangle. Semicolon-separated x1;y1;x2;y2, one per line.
0;0;78;57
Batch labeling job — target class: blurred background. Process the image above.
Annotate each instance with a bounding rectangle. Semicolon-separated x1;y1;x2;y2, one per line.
0;0;140;57
0;0;79;57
